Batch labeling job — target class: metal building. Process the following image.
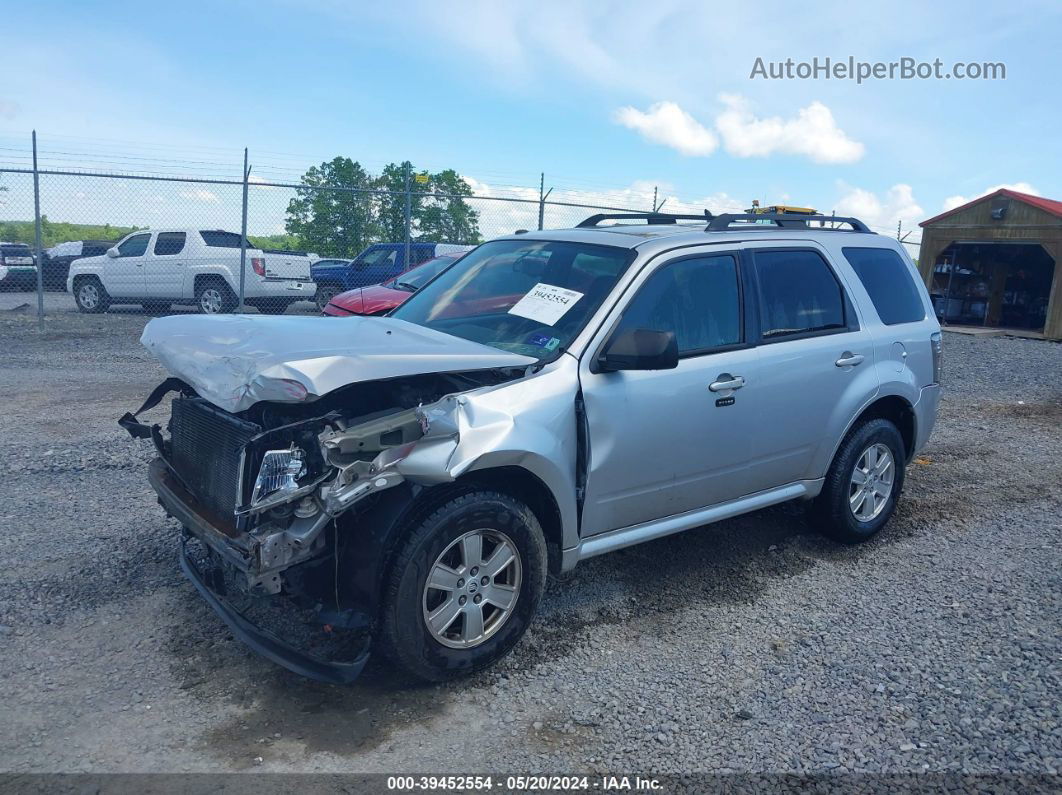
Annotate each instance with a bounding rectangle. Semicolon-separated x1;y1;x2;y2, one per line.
917;188;1062;340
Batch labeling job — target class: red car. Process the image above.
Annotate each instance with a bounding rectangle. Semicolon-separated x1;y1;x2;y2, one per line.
322;254;460;317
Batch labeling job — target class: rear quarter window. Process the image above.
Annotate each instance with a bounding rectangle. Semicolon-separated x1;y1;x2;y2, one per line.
199;231;246;248
842;247;926;325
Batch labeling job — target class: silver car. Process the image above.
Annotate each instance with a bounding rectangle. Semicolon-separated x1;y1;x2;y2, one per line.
121;211;942;683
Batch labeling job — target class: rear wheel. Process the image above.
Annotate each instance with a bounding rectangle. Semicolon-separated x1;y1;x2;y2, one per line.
378;489;547;681
812;418;906;544
315;282;342;311
195;278;237;314
249;299;293;315
74;277;110;314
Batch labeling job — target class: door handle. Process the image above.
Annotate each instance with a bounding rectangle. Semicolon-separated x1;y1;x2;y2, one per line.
709;374;745;392
835;352;865;367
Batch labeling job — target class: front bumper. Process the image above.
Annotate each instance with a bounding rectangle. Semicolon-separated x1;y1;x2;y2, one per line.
180;540;369;684
149;458;371;684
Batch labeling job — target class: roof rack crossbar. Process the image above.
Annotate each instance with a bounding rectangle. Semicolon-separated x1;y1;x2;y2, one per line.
706;213;872;233
577;210;714;228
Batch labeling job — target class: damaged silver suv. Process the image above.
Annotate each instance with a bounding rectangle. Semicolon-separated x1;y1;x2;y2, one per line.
121;211;942;683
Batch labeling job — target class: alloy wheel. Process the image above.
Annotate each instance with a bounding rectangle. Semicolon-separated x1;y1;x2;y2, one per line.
199;288;224;314
78;283;99;310
422;529;522;649
849;442;895;522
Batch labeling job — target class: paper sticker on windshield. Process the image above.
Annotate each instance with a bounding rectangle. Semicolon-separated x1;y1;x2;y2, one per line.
508;283;583;326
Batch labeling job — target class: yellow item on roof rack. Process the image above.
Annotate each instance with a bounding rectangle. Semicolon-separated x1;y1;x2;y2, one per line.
746;203;818;215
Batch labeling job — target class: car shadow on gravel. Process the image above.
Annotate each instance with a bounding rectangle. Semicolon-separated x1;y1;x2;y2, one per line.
168;436;1034;766
168;502;842;764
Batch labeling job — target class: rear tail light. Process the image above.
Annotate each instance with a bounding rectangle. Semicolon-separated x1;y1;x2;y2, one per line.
931;332;943;384
251;257;266;277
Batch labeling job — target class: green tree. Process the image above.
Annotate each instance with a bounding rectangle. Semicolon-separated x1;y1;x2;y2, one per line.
417;169;481;244
284;157;377;257
375;161;430;242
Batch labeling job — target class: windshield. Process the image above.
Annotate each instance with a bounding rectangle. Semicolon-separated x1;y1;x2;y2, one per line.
388;255;458;292
390;239;633;359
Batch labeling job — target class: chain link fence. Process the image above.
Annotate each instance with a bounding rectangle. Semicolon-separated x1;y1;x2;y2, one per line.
0;133;922;327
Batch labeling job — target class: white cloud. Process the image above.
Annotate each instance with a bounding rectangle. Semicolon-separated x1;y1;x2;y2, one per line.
941;182;1039;211
613;96;863;164
715;95;864;164
0;99;19;120
833;183;924;233
179;189;219;203
613;102;719;156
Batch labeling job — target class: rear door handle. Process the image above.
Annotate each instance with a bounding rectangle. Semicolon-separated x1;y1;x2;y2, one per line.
709;374;745;392
835;352;865;367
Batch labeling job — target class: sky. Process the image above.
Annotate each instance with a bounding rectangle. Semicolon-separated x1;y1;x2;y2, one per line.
1;0;1061;243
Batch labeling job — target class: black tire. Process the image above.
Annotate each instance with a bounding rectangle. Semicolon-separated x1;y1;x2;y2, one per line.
315;282;342;311
378;489;547;682
141;301;171;313
250;299;293;315
73;276;111;314
812;418;906;544
195;278;237;314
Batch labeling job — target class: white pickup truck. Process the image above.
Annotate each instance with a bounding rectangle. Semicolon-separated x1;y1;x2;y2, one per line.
67;229;317;314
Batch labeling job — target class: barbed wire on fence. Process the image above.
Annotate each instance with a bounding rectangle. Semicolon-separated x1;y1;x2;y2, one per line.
0;132;925;327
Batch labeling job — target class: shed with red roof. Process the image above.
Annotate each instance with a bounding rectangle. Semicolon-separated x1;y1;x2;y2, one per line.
917;189;1062;339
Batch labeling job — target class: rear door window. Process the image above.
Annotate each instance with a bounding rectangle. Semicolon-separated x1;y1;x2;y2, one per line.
842;246;926;325
752;249;847;340
154;232;186;256
116;234;151;258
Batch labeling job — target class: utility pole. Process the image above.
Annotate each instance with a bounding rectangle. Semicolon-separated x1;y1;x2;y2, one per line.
537;172;552;230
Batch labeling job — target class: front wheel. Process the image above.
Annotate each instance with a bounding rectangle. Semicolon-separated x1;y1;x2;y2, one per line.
74;277;110;314
378;489;547;681
812;418;906;544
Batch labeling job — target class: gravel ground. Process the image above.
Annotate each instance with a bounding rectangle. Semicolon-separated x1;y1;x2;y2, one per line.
0;296;1059;780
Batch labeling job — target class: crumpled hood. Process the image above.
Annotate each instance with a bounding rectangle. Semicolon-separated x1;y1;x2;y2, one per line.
140;314;536;413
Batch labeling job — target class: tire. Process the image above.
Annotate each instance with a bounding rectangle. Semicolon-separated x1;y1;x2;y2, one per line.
250;299;293;315
378;489;548;682
195;278;237;314
812;418;906;544
74;277;110;314
315;283;342;312
141;301;171;313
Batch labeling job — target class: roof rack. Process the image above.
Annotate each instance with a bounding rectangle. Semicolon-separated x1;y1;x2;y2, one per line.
706;213;872;233
576;211;714;228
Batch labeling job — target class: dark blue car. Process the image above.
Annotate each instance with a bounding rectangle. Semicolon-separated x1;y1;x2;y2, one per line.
311;242;473;309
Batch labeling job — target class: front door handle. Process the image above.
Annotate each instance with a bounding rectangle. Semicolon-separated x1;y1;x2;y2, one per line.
709;374;745;392
835;352;865;367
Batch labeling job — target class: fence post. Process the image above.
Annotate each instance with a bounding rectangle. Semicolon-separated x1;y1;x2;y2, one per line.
238;148;249;313
31;131;44;331
403;163;412;268
652;186;658;212
538;173;545;230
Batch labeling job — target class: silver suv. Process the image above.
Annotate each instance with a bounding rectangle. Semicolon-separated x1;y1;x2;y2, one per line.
121;211;942;683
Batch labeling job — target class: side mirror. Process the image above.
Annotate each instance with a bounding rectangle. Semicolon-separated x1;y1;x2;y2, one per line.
598;328;678;372
106;247;119;258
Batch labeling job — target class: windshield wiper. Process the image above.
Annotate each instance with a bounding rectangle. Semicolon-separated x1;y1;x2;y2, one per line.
394;281;419;292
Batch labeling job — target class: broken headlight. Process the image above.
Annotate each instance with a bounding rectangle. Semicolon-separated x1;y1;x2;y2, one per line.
251;447;306;506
